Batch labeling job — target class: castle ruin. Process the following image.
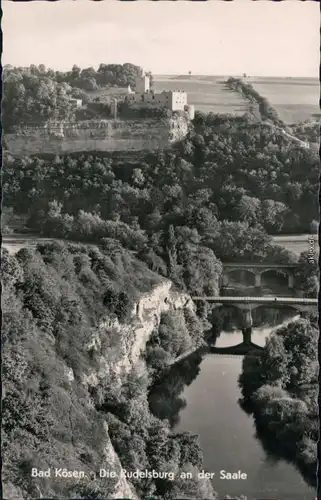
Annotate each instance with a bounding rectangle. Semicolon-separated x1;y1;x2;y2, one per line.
125;69;195;120
4;69;194;156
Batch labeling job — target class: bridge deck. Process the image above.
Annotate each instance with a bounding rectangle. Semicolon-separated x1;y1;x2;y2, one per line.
192;296;318;305
223;262;299;268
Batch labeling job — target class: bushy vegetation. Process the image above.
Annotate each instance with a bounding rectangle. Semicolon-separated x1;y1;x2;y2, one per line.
290;120;319;144
3;63;153;130
33;201;148;251
118;101;173;119
293;251;319;297
239;316;318;486
2;243;219;499
2;69;76;130
145;308;205;374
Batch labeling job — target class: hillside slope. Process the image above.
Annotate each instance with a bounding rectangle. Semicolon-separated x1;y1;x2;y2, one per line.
2;241;216;500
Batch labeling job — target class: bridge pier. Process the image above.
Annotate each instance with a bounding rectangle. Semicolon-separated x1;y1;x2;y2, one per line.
240;309;253;344
288;273;294;289
254;272;261;290
242;327;252;345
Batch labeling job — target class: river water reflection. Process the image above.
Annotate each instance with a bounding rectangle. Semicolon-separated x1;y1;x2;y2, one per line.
172;323;315;500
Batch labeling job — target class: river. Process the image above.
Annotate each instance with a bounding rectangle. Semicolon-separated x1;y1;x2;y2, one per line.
172;323;315;500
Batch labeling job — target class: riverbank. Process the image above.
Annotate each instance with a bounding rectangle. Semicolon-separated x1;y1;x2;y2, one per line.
149;322;315;499
239;316;318;491
244;384;318;490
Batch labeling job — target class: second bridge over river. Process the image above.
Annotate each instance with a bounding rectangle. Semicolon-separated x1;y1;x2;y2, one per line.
221;262;300;289
192;296;318;354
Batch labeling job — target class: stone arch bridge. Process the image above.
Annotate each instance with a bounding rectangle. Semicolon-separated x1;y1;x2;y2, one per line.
192;296;318;355
222;262;300;289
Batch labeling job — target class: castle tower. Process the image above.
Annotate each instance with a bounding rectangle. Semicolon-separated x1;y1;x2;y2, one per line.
135;69;150;94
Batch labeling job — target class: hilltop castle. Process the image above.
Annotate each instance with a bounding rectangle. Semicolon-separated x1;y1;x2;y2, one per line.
125;69;195;119
5;69;194;156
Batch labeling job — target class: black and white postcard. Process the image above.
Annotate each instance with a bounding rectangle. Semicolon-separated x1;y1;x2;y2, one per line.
2;1;319;499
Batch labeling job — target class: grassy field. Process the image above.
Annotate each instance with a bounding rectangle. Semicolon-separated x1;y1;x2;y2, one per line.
86;76;249;115
86;75;319;123
272;234;319;258
154;75;248;115
248;77;319;124
155;75;319;122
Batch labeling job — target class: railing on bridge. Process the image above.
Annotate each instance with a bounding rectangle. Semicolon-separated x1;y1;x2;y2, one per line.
223;262;300;269
192;296;318;305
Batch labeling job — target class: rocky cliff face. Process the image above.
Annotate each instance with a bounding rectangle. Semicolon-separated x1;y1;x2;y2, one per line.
57;280;199;500
98;422;140;500
82;280;195;389
5;115;192;157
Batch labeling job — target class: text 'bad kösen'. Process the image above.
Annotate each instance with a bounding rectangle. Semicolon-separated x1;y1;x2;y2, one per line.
31;468;247;480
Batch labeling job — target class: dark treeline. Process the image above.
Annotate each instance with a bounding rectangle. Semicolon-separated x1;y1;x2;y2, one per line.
86;101;173;120
225;77;284;126
118;101;174;119
3;63;153;131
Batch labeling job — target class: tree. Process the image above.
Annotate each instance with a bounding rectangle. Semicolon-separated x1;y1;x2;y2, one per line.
294;251;319;297
260;334;290;387
237;195;261;226
276;318;318;387
260;199;288;233
166;225;178;281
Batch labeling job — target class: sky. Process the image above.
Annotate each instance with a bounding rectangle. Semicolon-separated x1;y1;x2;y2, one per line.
2;0;319;78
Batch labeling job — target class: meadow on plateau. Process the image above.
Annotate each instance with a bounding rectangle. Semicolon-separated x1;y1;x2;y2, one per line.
250;77;319;123
155;75;319;123
154;75;248;115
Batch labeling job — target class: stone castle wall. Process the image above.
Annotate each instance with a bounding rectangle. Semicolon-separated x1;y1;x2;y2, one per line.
5;115;191;156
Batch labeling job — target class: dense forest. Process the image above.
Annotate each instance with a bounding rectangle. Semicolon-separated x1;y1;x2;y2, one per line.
239;314;319;487
3;110;319;296
3;63;152;130
4;108;319;307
